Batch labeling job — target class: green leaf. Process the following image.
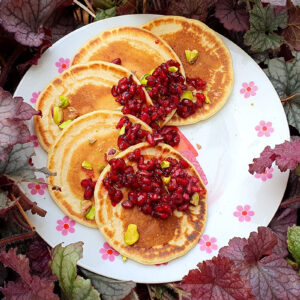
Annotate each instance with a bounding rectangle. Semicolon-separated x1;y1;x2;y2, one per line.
244;0;287;52
94;7;116;21
50;242;100;300
93;0;117;9
264;51;300;131
287;226;300;269
80;268;135;300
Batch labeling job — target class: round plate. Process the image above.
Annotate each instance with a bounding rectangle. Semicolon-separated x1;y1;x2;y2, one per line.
14;14;289;283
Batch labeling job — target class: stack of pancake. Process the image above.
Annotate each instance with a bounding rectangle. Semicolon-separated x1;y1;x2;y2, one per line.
35;16;234;265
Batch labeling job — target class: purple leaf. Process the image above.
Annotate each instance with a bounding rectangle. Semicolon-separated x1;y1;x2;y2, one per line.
0;88;40;161
269;208;298;257
220;227;300;300
179;256;255;300
0;0;73;47
0;248;58;299
215;0;249;32
249;140;300;174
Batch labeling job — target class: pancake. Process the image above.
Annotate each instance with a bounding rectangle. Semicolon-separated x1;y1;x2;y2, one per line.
34;61;152;152
142;16;234;125
71;26;185;80
47;111;152;228
94;142;207;264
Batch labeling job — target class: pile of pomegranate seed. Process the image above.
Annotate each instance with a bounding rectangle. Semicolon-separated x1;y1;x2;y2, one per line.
103;151;206;219
116;116;148;150
81;178;96;200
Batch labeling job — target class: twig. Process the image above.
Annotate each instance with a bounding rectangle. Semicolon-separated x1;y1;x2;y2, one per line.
74;0;96;18
16;201;36;232
0;231;36;247
143;0;147;13
83;0;95;14
147;284;155;300
280;197;300;208
280;93;299;102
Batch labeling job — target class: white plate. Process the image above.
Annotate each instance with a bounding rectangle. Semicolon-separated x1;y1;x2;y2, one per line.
14;14;290;283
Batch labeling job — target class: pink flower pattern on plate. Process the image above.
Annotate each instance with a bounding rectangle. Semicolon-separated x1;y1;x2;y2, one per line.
254;167;274;181
240;81;258;98
234;205;255;222
30;91;41;104
255;120;274;137
55;57;70;73
27;178;47;195
99;242;119;261
30;135;39;147
56;216;76;236
198;235;218;253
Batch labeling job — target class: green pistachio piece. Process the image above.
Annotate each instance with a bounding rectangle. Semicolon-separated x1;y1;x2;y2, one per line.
53;106;63;125
168;66;178;72
119;125;126;136
122;255;128;262
81;160;93;170
160;161;170;168
185;49;199;64
58;119;72;129
124;224;139;245
140;73;150;85
85;206;95;220
190;192;199;206
181;91;194;101
149;68;155;75
204;91;211;104
98;165;105;173
161;176;171;184
59;95;70;108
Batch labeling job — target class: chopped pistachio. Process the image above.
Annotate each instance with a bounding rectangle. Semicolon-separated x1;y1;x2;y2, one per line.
81;160;93;170
122;255;128;262
58;119;72;129
168;66;178;72
88;137;97;144
85;206;95;220
149;68;155;75
124;224;139;245
119;125;126;136
180;91;194;101
140;73;150;85
160;160;170;169
81;200;92;214
98;165;105;173
161;176;171;184
203;91;211;104
185;49;199;64
59;95;70;108
53;106;63;125
190;192;199;206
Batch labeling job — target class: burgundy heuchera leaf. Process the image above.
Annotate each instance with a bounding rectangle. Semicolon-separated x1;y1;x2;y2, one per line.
179;256;255;300
0;87;40;162
220;227;300;300
215;0;250;32
0;248;58;299
269;208;298;257
0;0;73;47
249;139;300;174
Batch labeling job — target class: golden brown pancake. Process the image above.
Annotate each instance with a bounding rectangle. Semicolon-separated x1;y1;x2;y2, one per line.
34;61;152;152
142;16;234;125
71;26;185;80
47;111;152;228
94;142;207;264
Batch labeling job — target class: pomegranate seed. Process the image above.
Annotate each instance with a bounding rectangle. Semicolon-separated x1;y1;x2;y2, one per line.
81;178;92;188
122;200;133;208
112;58;121;65
84;186;93;200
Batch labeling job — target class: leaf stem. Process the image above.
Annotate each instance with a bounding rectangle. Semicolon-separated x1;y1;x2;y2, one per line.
0;231;36;247
16;200;35;232
280;93;300;102
143;0;147;13
280;197;300;208
0;44;24;87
